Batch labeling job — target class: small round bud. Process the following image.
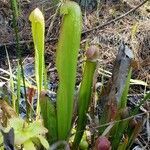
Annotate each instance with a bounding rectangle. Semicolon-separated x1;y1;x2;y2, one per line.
95;136;111;150
120;108;129;119
86;45;99;61
79;140;89;150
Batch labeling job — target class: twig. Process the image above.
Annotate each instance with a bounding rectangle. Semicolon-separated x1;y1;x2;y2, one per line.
74;111;150;134
82;0;149;35
0;38;57;48
95;111;149;129
46;3;60;39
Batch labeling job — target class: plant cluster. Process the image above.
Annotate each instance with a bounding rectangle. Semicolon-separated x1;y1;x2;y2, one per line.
0;0;149;150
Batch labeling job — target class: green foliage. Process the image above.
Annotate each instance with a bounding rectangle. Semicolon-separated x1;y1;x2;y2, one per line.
40;94;57;144
0;132;4;149
107;68;132;149
16;64;21;115
29;8;45;117
56;1;82;140
10;0;29;120
73;46;98;149
125;92;150;149
7;118;49;149
132;92;150;115
0;1;148;150
79;133;89;150
119;68;132;109
127;119;143;150
10;0;19;18
98;67;149;150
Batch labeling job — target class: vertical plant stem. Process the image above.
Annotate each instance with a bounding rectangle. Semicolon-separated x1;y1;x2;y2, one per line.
16;64;21;115
10;0;29;120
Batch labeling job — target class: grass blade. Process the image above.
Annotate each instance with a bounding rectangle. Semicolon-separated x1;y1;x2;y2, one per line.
132;92;150;115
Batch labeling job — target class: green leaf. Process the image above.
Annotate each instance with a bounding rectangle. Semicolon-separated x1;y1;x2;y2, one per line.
29;8;45;116
25;121;48;136
40;94;57;144
0;132;3;147
56;1;82;140
131;92;150;115
8;118;48;145
24;140;36;150
73;46;97;149
127;119;143;149
37;135;49;150
119;68;132;108
117;137;128;150
111;68;132;149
